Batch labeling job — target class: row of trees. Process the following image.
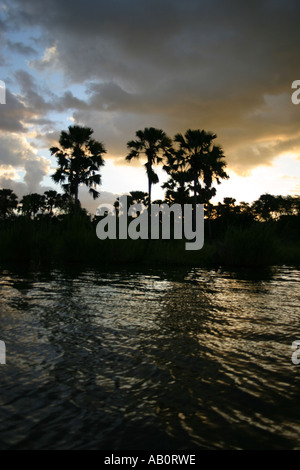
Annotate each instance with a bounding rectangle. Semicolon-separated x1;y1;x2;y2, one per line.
1;186;299;224
0;189;72;219
118;191;300;222
210;194;300;222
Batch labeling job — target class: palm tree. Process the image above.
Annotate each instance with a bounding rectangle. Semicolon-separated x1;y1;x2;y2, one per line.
126;127;172;208
50;125;106;212
43;190;72;216
44;190;59;216
162;150;191;206
173;129;229;231
126;191;148;206
162;171;191;206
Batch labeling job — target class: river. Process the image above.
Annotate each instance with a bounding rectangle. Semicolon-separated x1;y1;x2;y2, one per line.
0;264;299;449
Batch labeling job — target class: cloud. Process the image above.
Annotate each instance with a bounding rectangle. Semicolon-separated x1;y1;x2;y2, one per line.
8;0;300;90
0;132;34;166
6;40;37;56
14;69;52;113
29;43;59;72
0;176;28;198
0;132;51;195
79;188;119;215
23;156;50;193
13;69;88;116
0;174;53;200
0;88;29;132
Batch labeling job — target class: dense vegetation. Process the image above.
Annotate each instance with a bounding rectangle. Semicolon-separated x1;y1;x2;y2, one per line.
0;188;299;268
0;125;299;267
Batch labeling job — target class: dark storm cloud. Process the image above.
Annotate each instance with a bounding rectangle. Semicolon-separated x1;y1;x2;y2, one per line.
0;76;60;135
0;69;86;135
14;69;88;114
14;69;51;113
6;40;37;56
7;0;300;86
3;0;300;174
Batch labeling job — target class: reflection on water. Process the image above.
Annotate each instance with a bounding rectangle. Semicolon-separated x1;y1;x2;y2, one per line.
0;264;299;449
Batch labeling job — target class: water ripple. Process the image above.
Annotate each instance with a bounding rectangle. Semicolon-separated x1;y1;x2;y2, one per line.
0;265;299;449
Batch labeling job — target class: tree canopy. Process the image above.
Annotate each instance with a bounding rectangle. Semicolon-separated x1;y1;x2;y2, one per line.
50;125;106;211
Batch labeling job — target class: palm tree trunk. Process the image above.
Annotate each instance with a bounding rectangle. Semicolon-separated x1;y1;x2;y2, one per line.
193;174;197;232
148;178;152;230
74;184;79;214
148;178;152;207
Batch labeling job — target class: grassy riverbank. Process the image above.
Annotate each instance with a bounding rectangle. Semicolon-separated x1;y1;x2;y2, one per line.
0;214;299;268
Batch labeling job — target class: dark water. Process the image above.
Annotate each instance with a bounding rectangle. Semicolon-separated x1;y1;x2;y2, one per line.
0;264;299;450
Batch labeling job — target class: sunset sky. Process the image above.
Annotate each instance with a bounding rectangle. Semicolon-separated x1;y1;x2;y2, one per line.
1;0;300;213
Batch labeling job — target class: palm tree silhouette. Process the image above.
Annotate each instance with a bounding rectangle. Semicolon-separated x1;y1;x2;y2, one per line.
126;127;172;209
44;190;59;216
173;129;228;230
162;170;191;206
50;125;106;212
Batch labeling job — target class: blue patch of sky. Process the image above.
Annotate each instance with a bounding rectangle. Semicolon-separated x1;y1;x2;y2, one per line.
14;168;25;182
2;25;87;98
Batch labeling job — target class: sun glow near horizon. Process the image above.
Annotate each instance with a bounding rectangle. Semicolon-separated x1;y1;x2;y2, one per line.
95;151;300;210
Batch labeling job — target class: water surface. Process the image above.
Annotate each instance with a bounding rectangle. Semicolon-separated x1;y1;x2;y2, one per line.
0;264;299;449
